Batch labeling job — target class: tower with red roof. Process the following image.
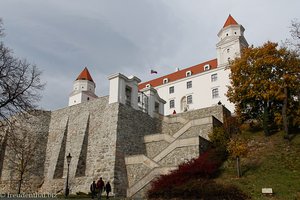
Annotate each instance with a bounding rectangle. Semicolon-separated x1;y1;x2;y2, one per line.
138;15;249;114
216;14;248;67
69;67;98;106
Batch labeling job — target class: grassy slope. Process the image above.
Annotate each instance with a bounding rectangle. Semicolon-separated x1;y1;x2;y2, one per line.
216;131;300;200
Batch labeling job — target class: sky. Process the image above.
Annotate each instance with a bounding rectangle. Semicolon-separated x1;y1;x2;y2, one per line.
0;0;299;110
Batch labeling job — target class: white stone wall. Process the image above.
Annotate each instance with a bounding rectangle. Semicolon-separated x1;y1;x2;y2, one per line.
108;73;141;110
154;67;234;115
73;80;96;93
140;87;166;118
69;80;97;106
148;21;248;115
216;24;248;67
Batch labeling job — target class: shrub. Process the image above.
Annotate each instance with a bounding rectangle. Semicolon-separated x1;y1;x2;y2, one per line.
147;148;228;198
209;116;240;151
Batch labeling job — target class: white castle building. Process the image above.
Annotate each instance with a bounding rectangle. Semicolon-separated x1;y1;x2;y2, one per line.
68;15;248;116
139;14;248;115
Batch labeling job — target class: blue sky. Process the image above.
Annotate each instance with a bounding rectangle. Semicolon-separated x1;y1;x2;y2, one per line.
0;0;299;110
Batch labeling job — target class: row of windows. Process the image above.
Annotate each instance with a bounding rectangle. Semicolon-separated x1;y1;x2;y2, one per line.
168;74;218;94
147;73;218;89
169;82;192;94
169;95;193;109
169;88;219;108
162;65;212;85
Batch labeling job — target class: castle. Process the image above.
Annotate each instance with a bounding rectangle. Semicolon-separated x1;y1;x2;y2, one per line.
0;15;247;198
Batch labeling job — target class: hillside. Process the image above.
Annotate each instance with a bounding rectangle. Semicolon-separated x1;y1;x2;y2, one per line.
216;131;300;200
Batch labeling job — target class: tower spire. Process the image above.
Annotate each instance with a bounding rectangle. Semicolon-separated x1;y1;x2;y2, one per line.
76;67;94;83
216;15;248;67
223;14;238;28
69;67;98;106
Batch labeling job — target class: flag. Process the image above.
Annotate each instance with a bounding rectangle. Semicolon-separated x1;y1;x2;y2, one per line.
151;69;158;74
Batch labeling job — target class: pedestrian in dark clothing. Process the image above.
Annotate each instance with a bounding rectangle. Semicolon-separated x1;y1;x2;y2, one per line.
90;181;97;199
105;181;111;199
96;177;104;200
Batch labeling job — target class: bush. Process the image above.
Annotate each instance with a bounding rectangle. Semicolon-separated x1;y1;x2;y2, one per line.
147;149;228;198
209;116;240;151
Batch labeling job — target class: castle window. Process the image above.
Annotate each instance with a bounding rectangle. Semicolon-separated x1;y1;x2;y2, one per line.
234;32;237;35
163;78;169;84
211;73;218;82
204;64;210;71
169;100;175;109
186;71;192;77
212;88;219;99
187;95;193;104
169;86;174;94
87;97;90;101
154;102;159;113
227;48;230;53
138;96;141;103
146;84;151;88
187;81;192;89
226;33;228;36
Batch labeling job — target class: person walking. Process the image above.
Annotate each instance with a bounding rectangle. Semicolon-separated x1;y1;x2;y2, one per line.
90;181;97;199
105;181;111;199
96;177;104;200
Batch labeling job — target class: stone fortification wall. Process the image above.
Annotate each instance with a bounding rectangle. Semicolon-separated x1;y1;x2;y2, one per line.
127;105;231;198
0;96;161;197
160;122;183;135
168;105;229;123
0;111;51;193
40;96;120;195
145;140;169;159
114;103;160;196
0;98;230;198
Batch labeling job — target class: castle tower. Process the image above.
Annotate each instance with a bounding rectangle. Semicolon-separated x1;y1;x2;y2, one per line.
216;14;248;67
68;67;98;106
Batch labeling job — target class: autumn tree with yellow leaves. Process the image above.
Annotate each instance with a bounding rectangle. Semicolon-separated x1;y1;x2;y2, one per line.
227;137;248;178
227;42;300;136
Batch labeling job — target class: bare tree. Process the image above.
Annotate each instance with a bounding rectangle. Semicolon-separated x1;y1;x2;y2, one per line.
0;18;45;127
0;19;4;37
5;117;38;194
286;19;300;53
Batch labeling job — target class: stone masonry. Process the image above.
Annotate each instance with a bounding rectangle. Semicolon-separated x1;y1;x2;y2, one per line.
125;105;227;198
0;96;229;198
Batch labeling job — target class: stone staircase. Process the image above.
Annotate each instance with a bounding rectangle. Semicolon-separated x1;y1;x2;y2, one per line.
125;114;217;198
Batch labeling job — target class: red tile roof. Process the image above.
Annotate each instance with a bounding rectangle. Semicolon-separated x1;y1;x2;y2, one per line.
223;14;238;28
76;67;94;83
138;58;218;90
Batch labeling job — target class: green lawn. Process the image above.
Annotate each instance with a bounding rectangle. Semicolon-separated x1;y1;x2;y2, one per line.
216;131;300;200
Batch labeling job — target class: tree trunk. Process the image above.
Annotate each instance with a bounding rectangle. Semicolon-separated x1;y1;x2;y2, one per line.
282;87;289;137
18;179;21;194
263;102;270;136
18;173;23;194
236;156;241;178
